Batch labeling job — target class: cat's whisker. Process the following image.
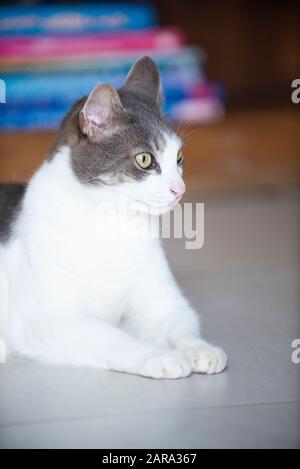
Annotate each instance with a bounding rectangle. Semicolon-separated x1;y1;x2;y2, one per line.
177;124;188;140
181;127;201;142
175;120;183;136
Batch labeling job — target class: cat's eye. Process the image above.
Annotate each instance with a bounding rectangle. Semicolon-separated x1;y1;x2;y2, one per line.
177;150;184;164
135;152;153;170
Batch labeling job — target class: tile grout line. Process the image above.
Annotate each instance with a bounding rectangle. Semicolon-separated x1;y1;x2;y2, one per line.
0;400;299;431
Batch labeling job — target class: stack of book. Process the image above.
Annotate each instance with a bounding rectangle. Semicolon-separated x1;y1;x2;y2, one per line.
0;3;225;132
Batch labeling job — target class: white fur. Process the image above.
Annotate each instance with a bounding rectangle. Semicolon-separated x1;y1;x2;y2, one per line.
0;136;227;378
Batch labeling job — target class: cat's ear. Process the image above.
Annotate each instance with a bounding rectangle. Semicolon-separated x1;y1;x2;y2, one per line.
79;84;124;142
120;56;162;108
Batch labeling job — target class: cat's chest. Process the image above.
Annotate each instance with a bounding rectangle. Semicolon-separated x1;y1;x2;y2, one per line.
28;212;158;312
71;239;134;319
54;214;154;274
16;194;161;319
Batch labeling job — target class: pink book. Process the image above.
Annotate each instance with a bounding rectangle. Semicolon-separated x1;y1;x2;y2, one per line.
0;27;185;61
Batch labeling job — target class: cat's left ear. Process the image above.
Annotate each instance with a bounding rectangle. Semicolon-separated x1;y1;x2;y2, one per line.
120;56;162;108
79;84;124;142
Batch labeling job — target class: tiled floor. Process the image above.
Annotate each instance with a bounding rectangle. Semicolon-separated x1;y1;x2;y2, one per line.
0;188;299;448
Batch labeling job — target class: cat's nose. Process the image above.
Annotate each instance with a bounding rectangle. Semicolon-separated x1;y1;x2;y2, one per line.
170;186;185;199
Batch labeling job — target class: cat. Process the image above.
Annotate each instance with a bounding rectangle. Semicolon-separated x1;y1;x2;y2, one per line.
0;57;227;379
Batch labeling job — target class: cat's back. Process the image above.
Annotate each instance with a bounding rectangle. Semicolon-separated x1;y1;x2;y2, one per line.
0;183;26;243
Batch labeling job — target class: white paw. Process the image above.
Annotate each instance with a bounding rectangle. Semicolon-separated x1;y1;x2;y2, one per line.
139;351;192;379
187;346;227;375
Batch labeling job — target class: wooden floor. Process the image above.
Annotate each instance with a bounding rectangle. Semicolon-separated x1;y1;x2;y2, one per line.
0;107;299;192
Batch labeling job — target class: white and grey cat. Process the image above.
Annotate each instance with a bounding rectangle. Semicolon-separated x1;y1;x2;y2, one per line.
0;57;227;378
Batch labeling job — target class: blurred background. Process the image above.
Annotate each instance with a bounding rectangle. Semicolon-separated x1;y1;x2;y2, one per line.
0;0;299;191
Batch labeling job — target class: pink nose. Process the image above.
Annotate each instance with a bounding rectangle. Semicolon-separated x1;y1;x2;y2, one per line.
170;187;185;199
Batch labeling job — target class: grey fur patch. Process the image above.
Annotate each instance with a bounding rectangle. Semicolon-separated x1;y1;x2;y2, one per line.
0;183;26;242
119;55;163;108
48;57;175;186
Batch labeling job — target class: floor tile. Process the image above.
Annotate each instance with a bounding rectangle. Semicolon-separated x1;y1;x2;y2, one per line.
0;403;299;449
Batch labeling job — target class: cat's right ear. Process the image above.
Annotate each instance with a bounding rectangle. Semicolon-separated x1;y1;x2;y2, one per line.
120;56;162;108
79;84;124;142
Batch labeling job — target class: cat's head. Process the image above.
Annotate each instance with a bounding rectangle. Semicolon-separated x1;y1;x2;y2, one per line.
65;57;185;214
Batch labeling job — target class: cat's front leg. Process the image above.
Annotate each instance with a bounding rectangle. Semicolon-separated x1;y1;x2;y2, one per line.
159;303;228;375
154;307;227;375
128;261;227;375
16;314;192;380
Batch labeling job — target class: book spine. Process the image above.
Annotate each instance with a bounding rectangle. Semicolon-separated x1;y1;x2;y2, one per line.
0;28;185;61
2;67;203;108
0;96;225;131
0;46;203;75
0;4;157;36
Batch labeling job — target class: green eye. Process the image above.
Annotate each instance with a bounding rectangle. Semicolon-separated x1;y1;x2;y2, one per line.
177;150;184;164
135;152;153;169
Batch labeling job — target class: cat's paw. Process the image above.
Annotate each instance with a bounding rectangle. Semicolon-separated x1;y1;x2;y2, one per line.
139;351;192;379
187;346;227;375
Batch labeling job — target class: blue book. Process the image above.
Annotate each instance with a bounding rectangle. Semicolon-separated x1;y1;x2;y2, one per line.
2;66;203;109
0;3;157;36
0;93;203;131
